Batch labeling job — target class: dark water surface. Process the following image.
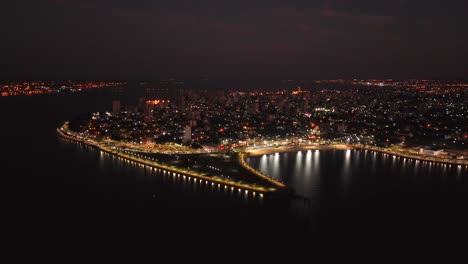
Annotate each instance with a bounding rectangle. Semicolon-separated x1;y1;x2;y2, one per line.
2;84;468;246
247;149;468;241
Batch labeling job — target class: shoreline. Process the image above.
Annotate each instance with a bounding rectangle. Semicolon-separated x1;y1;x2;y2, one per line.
243;144;349;157
57;120;467;199
242;144;468;167
56;125;285;196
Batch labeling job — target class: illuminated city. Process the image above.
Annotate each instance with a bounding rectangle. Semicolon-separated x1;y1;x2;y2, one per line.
1;81;125;96
2;0;467;247
76;81;468;154
54;80;467;202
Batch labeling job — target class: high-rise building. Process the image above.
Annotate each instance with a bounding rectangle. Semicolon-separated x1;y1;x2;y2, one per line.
182;125;191;143
137;97;146;112
337;123;348;133
144;103;153;124
112;100;120;116
248;100;260;113
178;96;186;111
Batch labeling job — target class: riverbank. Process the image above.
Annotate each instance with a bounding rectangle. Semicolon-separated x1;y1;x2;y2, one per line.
58;119;467;200
243;144;349;157
354;145;468;167
57;124;283;196
243;144;468;167
238;152;286;189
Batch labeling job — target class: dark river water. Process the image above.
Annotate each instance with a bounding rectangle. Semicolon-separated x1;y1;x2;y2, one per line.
247;150;468;207
2;84;468;245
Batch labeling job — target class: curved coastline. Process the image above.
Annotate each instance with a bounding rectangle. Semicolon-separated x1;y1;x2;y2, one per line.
56;124;284;197
242;144;468;167
57;120;467;199
238;152;286;189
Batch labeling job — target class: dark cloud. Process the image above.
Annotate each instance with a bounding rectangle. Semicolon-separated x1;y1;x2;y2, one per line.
0;0;466;80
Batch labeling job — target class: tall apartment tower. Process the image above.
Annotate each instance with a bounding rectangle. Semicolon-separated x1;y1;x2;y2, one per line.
144;103;153;125
179;96;186;111
112;100;120;116
182;125;191;144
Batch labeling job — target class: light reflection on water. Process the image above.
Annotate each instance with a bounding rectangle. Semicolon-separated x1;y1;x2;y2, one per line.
5;88;468;239
247;149;468;202
69;137;468;234
87;145;263;202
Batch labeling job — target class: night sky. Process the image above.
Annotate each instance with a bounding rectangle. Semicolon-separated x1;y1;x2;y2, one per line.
1;0;467;80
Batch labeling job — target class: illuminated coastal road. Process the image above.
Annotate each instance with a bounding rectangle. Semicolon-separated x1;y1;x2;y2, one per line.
57;120;468;201
242;142;468;167
57;123;285;197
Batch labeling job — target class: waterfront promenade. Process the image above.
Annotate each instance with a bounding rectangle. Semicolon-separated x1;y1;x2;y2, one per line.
57;120;468;200
57;123;284;196
243;143;468;167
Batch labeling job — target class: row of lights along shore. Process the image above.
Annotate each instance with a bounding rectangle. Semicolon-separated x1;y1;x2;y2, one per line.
59;129;467;196
96;147;264;199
